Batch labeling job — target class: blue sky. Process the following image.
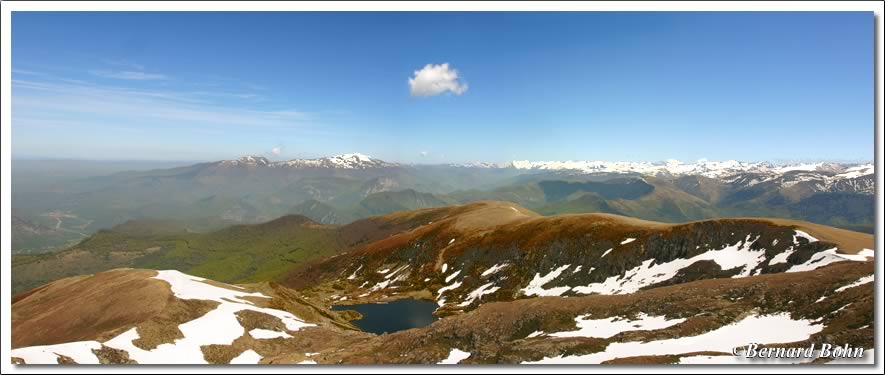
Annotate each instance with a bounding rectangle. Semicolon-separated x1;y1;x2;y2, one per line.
11;12;873;164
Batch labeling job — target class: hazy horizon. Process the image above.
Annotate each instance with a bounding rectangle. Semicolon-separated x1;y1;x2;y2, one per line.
10;153;874;166
12;12;874;164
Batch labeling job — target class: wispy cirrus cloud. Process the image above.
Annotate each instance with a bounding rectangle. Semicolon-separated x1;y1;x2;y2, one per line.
12;69;48;76
89;69;169;80
102;59;146;71
12;77;312;129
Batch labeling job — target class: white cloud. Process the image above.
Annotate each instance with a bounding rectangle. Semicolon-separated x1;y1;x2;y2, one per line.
408;63;468;97
90;70;168;80
420;151;428;157
271;146;282;156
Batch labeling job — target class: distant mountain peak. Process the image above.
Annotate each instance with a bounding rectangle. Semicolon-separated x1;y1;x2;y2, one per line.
217;153;395;170
506;159;873;180
278;153;395;170
220;155;271;166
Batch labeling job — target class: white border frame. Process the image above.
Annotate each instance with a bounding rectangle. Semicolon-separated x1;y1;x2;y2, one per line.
1;1;882;374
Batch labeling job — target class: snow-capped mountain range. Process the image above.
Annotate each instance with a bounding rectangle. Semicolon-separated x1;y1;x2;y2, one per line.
219;154;872;181
219;153;397;170
507;159;873;179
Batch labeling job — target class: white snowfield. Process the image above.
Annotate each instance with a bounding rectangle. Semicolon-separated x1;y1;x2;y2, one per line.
678;349;875;365
445;270;462;283
507;159;873;180
229;349;262;364
10;341;102;365
620;238;636;245
549;313;686;339
521;264;573;297
833;275;874;294
768;248;794;265
793;230;819;243
458;282;501;307
436;280;463;306
481;263;509;277
11;270;314;364
524;313;822;364
787;248;872;273
249;328;293;339
223;153;394;169
769;229;818;265
438;349;471;364
574;235;765;295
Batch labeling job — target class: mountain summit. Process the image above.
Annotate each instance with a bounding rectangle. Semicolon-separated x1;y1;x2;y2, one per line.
218;153;396;170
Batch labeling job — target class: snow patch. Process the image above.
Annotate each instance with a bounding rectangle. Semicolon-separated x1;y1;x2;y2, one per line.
834;275;874;293
457;282;500;307
249;329;293;339
787;248;870;273
10;341;101;364
793;230;818;244
524;313;822;364
445;270;462;283
439;349;471;364
99;270;313;364
620;238;636;245
229;349;262;364
575;236;764;295
522;265;572;297
481;263;509;277
548;313;686;339
600;248;613;258
437;281;463;306
347;265;363;280
769;248;794;265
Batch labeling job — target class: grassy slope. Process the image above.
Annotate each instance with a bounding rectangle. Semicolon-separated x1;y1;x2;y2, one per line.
11;216;344;294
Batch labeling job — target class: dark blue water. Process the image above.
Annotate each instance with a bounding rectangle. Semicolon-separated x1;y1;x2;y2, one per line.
332;299;439;334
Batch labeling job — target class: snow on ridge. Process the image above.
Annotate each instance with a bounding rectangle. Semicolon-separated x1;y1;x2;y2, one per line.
620;238;636;245
549;313;686;339
787;248;872;273
108;270;312;363
833;275;874;293
445;270;462;283
768;248;795;265
506;159;873;180
262;153;395;169
793;230;818;244
437;280;463;306
457;282;501;307
522;265;572;297
153;270;269;305
13;270;314;364
481;263;509;277
249;329;293;339
574;235;764;295
523;313;823;364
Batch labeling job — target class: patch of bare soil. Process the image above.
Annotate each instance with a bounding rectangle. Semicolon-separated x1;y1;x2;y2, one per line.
11;269;172;348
